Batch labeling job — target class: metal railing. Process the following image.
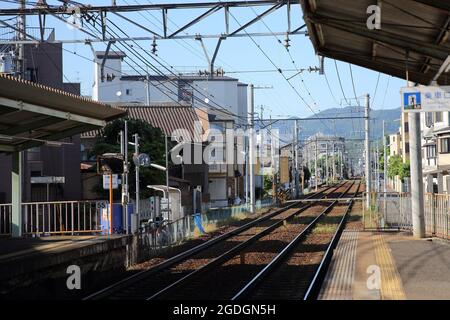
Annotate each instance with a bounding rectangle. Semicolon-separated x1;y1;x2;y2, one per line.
139;198;274;252
0;204;11;235
425;193;450;240
0;201;105;236
363;192;449;240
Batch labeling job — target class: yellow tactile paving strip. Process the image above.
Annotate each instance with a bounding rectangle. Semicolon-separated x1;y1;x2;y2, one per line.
373;234;407;300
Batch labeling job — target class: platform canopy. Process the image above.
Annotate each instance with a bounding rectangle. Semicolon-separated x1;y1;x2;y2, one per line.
301;0;450;85
0;75;126;153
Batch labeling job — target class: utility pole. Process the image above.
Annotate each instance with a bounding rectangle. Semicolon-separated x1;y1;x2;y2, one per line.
291;131;295;198
165;135;170;220
133;133;140;227
383;121;387;193
124;121;129;233
408;82;425;237
15;0;25;78
120;127;129;234
365;94;371;209
270;116;276;204
294;120;299;198
248;84;256;213
145;74;151;105
260;105;264;200
315;136;318;191
325;142;329;184
332;142;336;181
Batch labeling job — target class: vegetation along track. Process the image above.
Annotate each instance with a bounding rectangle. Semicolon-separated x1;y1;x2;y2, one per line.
85;182;353;300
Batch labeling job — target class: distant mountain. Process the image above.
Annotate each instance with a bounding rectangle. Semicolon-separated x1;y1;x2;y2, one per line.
268;106;401;143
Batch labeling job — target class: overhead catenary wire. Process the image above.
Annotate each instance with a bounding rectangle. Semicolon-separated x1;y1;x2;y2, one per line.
225;9;332;132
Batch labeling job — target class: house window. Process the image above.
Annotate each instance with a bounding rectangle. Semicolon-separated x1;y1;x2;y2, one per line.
426;145;436;159
405;143;410;154
435;112;443;123
440;137;450;154
404;122;409;133
425;112;433;127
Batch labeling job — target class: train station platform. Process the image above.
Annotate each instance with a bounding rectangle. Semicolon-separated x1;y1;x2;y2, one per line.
0;235;132;298
319;231;450;300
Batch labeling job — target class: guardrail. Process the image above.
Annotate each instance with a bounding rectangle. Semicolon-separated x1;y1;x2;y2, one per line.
139;198;275;253
0;201;104;236
425;193;449;240
363;192;449;240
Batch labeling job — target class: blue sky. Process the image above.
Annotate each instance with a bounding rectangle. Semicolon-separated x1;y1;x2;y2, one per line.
2;0;406;118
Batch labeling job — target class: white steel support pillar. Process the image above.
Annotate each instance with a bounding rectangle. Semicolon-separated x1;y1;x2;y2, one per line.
365;94;371;209
294;120;299;198
408;111;425;238
315;137;318;191
248;84;256;214
11;152;22;237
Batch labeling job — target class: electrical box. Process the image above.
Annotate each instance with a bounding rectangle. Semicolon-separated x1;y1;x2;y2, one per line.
149;196;161;221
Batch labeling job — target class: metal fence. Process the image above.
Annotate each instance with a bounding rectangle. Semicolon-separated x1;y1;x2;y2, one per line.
0;204;11;235
0;201;105;236
139;198;274;252
424;193;450;240
363;192;449;240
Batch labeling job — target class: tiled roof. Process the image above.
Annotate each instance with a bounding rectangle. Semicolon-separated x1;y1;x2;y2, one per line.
81;105;203;139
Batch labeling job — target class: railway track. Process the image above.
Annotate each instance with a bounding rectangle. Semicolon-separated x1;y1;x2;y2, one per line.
85;181;356;300
234;181;361;300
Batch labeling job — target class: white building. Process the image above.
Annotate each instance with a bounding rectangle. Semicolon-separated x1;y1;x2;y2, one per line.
93;51;248;124
92;50;249;207
421;111;450;194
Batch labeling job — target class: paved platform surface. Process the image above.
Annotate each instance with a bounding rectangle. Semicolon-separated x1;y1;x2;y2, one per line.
320;231;450;300
0;235;125;263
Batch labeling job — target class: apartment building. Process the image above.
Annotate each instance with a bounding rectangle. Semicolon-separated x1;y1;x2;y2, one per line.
421;111;450;194
92;51;248;207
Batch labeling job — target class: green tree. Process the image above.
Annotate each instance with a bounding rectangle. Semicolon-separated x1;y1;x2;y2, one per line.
90;119;167;199
387;155;410;182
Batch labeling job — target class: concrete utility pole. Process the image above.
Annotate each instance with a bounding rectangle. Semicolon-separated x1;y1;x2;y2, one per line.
165;134;170;220
291;131;295;198
120;128;129;234
365;94;371;209
383;120;387;194
294;120;299;198
325;142;329;184
16;0;25;78
145;74;151;105
248;84;256;213
315;136;318;191
332;142;336;181
409;110;426;238
133;133;140;226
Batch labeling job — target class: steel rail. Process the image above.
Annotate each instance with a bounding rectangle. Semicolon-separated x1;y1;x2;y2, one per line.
84;183;338;300
148;182;352;300
231;181;356;300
